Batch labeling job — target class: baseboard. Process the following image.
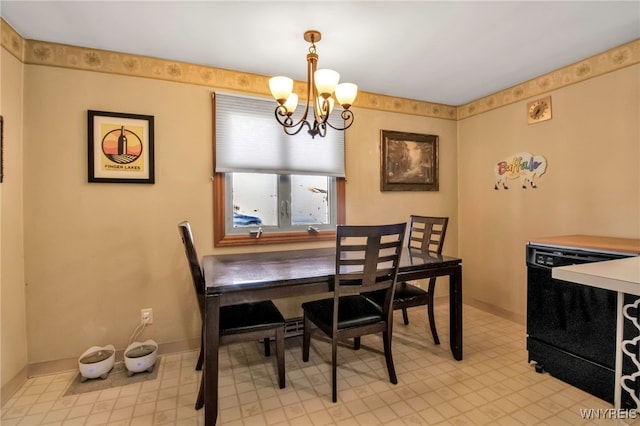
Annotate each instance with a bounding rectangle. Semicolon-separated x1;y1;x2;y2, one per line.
1;338;200;405
464;297;525;325
1;365;28;406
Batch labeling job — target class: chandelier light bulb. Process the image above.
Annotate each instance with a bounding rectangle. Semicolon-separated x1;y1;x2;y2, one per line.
314;69;340;98
269;76;294;104
316;96;335;119
283;93;298;115
335;83;358;109
326;97;335;115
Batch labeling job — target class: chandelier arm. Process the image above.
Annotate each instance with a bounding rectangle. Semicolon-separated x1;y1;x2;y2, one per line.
274;105;312;130
282;123;308;136
323;109;355;131
274;110;313;136
318;98;332;125
317;122;327;138
273;108;302;135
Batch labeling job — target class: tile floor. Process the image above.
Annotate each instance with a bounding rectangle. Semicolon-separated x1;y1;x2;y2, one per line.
1;304;631;425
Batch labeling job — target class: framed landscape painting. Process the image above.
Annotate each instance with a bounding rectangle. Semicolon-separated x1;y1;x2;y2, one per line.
380;130;439;191
88;110;155;183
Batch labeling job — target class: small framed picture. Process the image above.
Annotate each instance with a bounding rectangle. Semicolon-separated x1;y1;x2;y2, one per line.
88;110;155;183
380;130;439;191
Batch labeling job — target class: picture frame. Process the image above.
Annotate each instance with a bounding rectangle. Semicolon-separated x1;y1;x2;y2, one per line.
380;130;439;191
88;110;154;183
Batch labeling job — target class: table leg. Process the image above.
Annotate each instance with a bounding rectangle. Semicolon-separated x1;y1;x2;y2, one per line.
449;266;463;361
205;295;221;425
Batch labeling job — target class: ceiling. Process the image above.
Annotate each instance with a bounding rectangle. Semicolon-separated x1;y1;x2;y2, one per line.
2;1;638;106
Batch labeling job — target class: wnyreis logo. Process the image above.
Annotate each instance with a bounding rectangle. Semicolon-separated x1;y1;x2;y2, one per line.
580;408;638;420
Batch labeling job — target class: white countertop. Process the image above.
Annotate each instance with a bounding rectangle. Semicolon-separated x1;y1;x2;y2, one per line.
552;256;640;295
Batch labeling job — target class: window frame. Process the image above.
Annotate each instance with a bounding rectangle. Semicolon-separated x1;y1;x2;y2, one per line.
213;173;345;247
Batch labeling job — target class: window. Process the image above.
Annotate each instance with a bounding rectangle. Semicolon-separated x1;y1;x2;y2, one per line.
229;173;335;230
213;93;346;247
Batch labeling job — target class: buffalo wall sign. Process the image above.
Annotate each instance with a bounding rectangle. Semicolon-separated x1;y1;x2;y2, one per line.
494;152;547;190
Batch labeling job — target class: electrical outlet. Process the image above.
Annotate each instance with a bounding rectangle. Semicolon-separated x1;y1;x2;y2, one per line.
141;308;153;324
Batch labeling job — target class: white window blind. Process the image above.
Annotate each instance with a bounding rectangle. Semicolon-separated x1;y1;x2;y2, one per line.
215;92;346;177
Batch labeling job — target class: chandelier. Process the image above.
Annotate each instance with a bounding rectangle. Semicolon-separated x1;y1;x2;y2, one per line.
269;30;358;138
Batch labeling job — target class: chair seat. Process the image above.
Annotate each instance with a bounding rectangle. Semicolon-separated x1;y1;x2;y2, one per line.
366;282;428;307
393;282;428;304
302;295;383;334
221;301;285;335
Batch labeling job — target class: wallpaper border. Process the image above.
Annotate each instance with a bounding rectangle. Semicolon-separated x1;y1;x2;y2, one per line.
2;19;638;120
458;39;640;120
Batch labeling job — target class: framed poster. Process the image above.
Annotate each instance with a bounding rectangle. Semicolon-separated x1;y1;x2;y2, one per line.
380;130;439;191
88;110;154;183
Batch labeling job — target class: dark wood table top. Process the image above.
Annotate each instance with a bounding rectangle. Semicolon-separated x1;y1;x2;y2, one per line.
203;246;462;294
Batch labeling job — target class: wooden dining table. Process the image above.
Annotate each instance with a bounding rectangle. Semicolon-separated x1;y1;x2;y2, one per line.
201;246;463;425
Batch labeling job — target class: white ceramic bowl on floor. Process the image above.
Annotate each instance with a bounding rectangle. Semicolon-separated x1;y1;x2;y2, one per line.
78;344;115;382
124;339;158;376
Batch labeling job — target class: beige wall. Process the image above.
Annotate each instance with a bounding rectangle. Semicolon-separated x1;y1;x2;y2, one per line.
20;65;458;364
23;66;212;363
458;65;640;322
1;48;27;390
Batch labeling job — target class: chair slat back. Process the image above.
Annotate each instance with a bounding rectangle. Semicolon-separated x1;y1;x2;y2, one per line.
178;221;205;318
335;223;406;298
407;216;448;255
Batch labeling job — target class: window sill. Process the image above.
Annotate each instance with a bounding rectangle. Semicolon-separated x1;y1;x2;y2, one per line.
214;230;336;247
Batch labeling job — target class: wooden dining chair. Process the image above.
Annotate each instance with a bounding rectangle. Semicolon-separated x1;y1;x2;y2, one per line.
301;223;405;402
177;221;286;410
365;215;448;344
